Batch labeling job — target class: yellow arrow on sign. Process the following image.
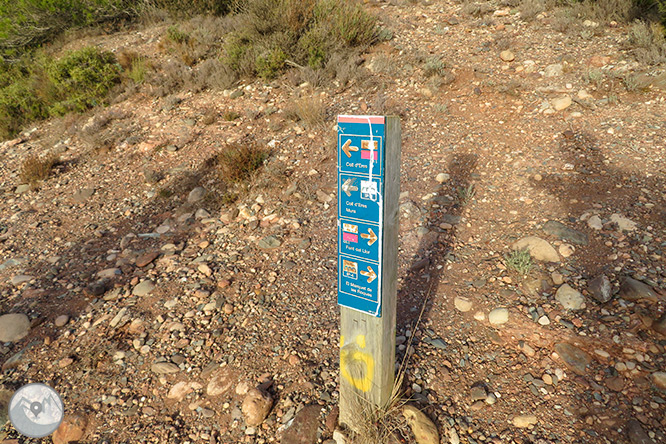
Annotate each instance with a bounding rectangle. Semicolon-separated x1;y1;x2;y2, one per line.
341;139;359;158
360;228;378;246
341;178;358;197
360;266;377;283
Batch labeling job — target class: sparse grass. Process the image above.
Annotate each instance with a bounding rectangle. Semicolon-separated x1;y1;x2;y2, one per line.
19;153;59;188
505;248;533;275
128;56;148;84
286;96;326;129
423;57;448;77
433;103;448;113
217;142;268;183
457;183;476;206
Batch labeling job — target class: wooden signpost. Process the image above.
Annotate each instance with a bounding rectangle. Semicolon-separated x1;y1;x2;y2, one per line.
337;115;401;426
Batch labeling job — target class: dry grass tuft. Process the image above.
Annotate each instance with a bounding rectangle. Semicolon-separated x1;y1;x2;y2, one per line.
20;153;59;188
216;141;268;183
286;96;326;129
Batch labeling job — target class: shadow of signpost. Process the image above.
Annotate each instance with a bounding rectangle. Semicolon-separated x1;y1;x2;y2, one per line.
395;153;478;389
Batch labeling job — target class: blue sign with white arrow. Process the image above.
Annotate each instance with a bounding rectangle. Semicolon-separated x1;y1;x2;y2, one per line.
337;115;385;317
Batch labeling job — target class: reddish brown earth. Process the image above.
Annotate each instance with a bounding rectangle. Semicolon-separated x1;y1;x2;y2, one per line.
0;1;665;443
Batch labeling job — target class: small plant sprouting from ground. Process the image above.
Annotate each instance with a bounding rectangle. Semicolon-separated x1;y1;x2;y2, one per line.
217;142;268;184
423;57;448;77
19;153;59;188
505;248;533;275
584;69;605;88
223;110;241;121
457;183;476;206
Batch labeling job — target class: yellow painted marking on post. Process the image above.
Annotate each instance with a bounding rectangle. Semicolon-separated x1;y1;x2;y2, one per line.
340;335;375;392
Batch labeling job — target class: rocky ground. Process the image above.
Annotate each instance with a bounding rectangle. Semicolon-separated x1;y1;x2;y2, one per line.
0;0;665;443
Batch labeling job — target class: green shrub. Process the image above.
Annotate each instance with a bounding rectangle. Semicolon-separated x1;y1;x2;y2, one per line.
505;249;533;276
0;47;120;139
46;47;121;114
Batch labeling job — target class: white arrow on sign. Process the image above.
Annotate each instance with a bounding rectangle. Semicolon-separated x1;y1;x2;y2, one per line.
360;266;377;283
360;228;378;246
341;178;358;197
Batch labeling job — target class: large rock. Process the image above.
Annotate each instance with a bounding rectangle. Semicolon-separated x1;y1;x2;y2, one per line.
10;275;33;286
281;405;321;444
488;308;509;325
242;388;273;426
554;343;592;375
52;413;88;444
555;284;585;310
619;277;659;302
168;382;194;401
512;237;559;262
512;415;537;428
151;362;180;374
543;220;588;245
588;275;612;303
651;372;666;391
0;313;30;343
454;296;473;312
187;187;206;203
626;419;655;444
132;280;155;296
552;96;572;111
206;367;234;396
610;214;637;231
402;405;439;444
257;235;282;250
653;314;666;336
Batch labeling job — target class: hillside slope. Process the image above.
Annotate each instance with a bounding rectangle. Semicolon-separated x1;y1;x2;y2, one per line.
0;1;665;443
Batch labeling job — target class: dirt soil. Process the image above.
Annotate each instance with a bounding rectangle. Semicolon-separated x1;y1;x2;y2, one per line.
0;0;665;443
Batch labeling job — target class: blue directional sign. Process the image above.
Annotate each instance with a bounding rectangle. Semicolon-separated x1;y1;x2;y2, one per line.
337;115;385;317
338;220;380;262
338;174;382;224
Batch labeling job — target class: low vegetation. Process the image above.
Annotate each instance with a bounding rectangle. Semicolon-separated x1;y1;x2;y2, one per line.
0;47;121;139
19;153;59;188
505;248;533;276
216;142;268;184
222;0;379;80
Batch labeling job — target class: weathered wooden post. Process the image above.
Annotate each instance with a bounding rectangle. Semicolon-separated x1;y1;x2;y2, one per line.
337;115;401;427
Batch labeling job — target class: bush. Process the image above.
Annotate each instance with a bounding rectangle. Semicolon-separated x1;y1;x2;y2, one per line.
222;0;378;79
46;47;121;114
217;142;268;183
0;0;138;56
629;20;666;64
562;0;666;27
19;153;59;188
0;47;120;139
